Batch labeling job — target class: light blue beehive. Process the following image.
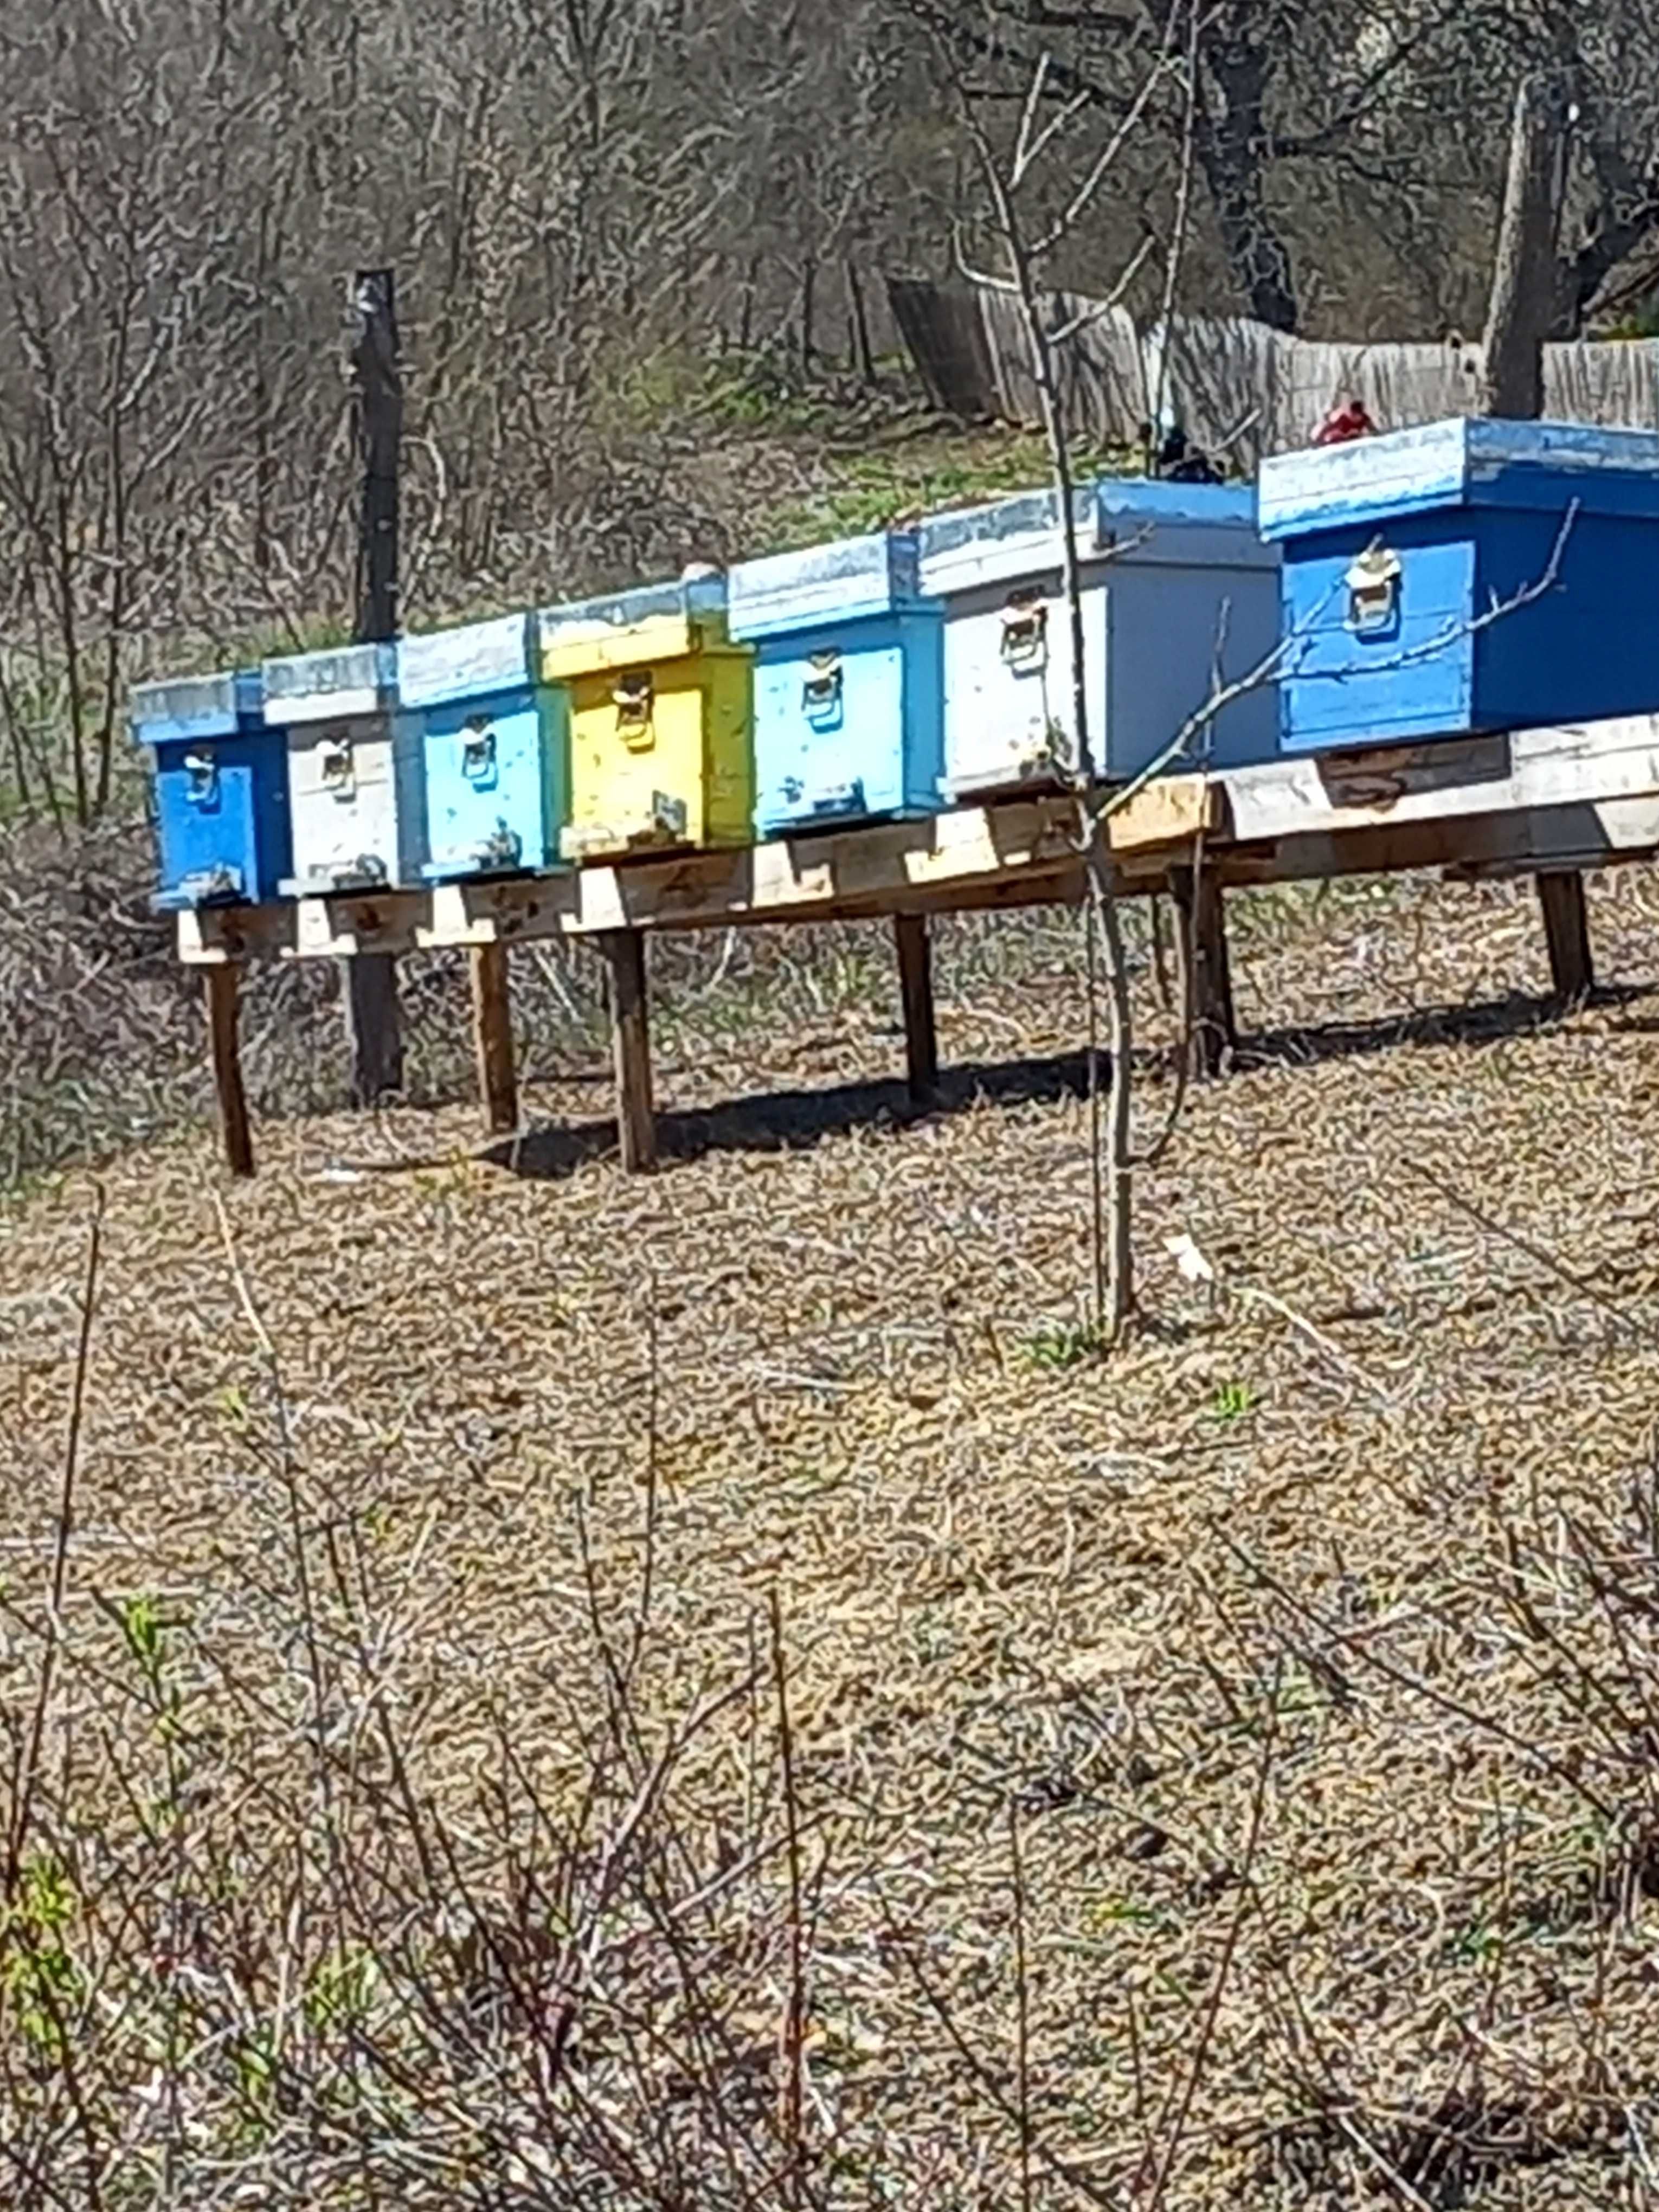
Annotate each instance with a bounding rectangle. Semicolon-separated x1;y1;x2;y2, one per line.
728;530;943;836
397;614;568;880
131;668;291;911
1258;417;1659;753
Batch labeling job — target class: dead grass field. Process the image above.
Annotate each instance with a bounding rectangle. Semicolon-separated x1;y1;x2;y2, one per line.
7;865;1659;2206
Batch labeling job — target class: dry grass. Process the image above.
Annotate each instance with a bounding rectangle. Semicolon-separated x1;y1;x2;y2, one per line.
7;863;1659;2204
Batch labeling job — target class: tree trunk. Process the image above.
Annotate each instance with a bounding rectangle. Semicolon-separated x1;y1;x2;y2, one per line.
1479;76;1591;1018
1191;48;1300;334
798;257;818;376
847;256;877;386
1481;75;1571;416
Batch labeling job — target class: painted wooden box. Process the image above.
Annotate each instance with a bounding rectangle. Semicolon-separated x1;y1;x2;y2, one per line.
263;641;423;895
1257;416;1659;753
918;480;1279;798
918;488;1103;797
132;668;290;911
728;530;944;837
536;570;753;862
1092;479;1281;776
397;614;568;880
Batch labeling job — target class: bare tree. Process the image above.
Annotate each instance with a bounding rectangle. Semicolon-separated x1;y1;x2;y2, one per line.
917;12;1189;1343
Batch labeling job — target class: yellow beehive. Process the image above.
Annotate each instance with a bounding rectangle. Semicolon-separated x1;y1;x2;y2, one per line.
537;571;754;862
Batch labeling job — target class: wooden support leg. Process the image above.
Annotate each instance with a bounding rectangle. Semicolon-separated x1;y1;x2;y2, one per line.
1168;863;1236;1081
203;964;255;1179
343;953;404;1105
601;928;657;1173
893;912;939;1103
469;943;518;1136
1535;869;1593;1005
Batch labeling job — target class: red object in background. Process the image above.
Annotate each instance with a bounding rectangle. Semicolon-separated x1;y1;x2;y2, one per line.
1313;397;1377;446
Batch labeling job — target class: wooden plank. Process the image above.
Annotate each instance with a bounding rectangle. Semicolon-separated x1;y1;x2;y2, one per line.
1535;870;1594;1004
468;942;518;1135
344;954;404;1104
1168;863;1236;1079
893;913;939;1102
173;788;1212;964
203;964;254;1178
1225;793;1659;889
1222;717;1659;845
601;929;656;1173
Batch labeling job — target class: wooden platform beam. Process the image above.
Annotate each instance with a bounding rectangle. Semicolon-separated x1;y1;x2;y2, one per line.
1168;862;1236;1081
893;913;939;1103
601;928;656;1173
175;779;1223;967
1535;868;1594;1004
469;943;518;1135
203;964;254;1178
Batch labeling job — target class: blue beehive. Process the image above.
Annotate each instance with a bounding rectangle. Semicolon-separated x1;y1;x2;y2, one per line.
131;668;291;911
397;614;568;880
729;530;944;835
1092;478;1281;776
1258;416;1659;753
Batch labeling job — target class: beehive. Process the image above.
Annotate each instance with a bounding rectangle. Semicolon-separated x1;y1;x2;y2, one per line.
1258;417;1659;752
397;614;568;880
919;479;1280;795
132;668;290;911
729;530;943;836
918;488;1101;796
536;572;753;862
263;641;422;895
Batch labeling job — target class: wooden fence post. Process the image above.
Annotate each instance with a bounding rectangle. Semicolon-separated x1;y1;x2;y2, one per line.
893;912;940;1102
1168;863;1236;1079
204;964;255;1178
469;943;519;1135
602;929;657;1173
344;267;404;1103
1480;78;1594;1006
1536;869;1594;1004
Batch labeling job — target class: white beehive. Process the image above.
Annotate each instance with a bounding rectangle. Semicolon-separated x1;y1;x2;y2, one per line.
919;480;1281;794
919;488;1108;798
263;642;425;895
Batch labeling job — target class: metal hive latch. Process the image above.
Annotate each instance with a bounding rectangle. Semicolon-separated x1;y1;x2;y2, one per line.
183;753;219;805
473;822;521;871
1000;590;1050;665
1346;543;1401;633
614;670;656;748
320;736;356;798
802;648;844;718
461;719;498;784
649;789;689;841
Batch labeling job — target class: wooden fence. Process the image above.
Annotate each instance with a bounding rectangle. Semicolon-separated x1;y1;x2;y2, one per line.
887;276;1659;467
